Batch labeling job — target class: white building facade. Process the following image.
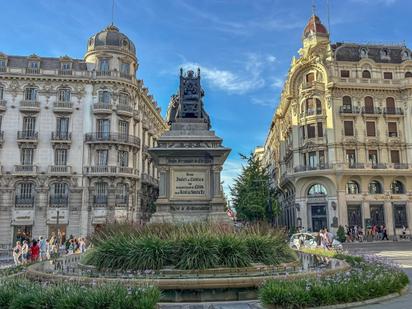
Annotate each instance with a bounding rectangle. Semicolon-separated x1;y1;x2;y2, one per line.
0;25;166;247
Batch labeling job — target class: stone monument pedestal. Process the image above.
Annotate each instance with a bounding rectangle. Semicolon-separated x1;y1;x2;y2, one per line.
149;70;231;223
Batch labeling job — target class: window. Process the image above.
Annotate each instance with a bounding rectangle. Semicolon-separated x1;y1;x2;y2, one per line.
56;117;69;137
118;120;129;137
18;182;34;198
316;99;322;114
362;70;371;78
388;122;398;137
344;121;354;136
306;72;315;83
317;122;323;137
58;88;71;102
386;97;395;113
405;72;412;78
347;181;360;194
95;182;108;205
364;96;374;113
370;205;385;226
54;149;67;165
24;87;37;101
61;62;71;70
319;150;325;167
96;150;108;166
307;124;316;138
98;90;111;104
346;149;356;167
116;183;129;204
52;183;68;196
308;151;318;168
394;204;408;228
391;150;400;164
368;181;382;194
28;61;39;68
340;70;350;78
307;184;327;197
0;86;3;100
119;92;129;105
23;116;36;133
0;59;5;68
118;150;128;167
99;59;109;72
368;150;378;166
20;148;33;165
305;98;315;115
97;119;110;138
383;72;393;80
120;63;130;75
366;121;376;137
342;96;352;112
391;181;404;194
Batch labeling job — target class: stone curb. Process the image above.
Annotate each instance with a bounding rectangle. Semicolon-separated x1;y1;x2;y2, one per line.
310;285;409;309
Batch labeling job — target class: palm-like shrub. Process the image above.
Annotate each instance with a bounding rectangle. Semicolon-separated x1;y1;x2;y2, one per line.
217;234;251;268
175;235;220;269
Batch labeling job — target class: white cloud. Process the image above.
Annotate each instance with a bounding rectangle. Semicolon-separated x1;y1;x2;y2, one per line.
181;54;267;94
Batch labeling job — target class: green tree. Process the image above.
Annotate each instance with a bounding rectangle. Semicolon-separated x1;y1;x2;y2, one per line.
230;153;278;222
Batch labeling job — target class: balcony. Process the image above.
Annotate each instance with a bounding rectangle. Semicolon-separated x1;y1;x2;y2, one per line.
96;70;112;77
0;100;6;111
84;165;139;178
339;106;360;115
14;165;38;175
84;132;140;147
58;69;72;76
53;101;73;113
115;195;129;207
25;68;40;75
348;162;365;169
93;195;108;207
51;132;72;143
383;107;403;117
17;131;38;143
294;164;330;173
361;107;381;116
119;72;132;80
300;81;325;92
48;165;72;174
49;195;69;208
15;196;35;208
19;100;40;112
92;103;113;114
116;104;133;117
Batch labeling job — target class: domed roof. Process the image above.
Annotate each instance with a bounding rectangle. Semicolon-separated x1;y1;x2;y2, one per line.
303;15;328;38
87;24;136;54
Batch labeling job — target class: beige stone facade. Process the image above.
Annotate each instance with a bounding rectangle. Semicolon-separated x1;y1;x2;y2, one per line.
262;15;412;236
0;25;167;247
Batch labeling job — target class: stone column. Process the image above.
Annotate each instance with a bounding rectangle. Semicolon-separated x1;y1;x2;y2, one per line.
406;200;412;232
362;200;370;226
32;187;48;239
337;190;348;227
0;188;13;246
384;200;394;237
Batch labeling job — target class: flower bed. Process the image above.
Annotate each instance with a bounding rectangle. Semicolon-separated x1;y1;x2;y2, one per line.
82;223;297;271
259;251;409;308
0;278;160;309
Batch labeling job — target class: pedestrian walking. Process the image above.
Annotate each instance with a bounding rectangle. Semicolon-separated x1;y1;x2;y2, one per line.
21;240;29;265
12;241;22;266
382;225;389;240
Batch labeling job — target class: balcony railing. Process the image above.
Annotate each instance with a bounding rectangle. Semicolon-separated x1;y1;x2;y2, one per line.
115;195;129;206
49;195;69;207
49;165;72;174
388;132;398;138
116;104;133;114
53;101;73;110
58;69;72;76
84;165;138;177
361;107;381;115
20;100;40;110
17;131;38;140
51;131;72;141
119;72;132;80
393;163;409;169
26;68;40;75
294;164;330;173
84;132;140;146
339;106;360;114
371;163;387;169
96;71;112;77
348;162;365;169
14;165;37;173
383;107;403;115
15;196;35;208
94;195;108;207
93;103;113;112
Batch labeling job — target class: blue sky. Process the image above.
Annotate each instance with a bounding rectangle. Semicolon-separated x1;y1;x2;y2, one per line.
1;0;411;196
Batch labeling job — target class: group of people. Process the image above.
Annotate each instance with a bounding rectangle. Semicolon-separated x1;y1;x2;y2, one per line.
346;224;391;242
318;228;335;249
12;233;87;266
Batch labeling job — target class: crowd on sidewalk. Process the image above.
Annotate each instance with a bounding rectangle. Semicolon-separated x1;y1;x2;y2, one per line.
12;233;87;266
345;224;410;242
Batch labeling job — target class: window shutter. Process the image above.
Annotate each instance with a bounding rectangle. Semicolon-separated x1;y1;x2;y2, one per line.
344;121;354;136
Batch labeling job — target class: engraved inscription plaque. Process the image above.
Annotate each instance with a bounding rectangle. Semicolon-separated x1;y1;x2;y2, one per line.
172;171;206;197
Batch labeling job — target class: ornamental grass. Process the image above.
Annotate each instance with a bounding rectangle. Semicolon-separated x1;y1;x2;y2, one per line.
259;253;409;308
83;222;296;271
0;278;160;309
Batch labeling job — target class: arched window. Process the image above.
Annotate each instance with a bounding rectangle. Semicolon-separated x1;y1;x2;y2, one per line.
391;181;404;194
316;99;322;114
386;97;395;114
24;87;37;101
342;96;352;112
15;182;35;207
368;181;382;194
308;184;327;197
364;96;374;113
405;72;412;78
116;183;129;204
94;182;108;205
362;70;371;79
98;90;111;105
50;183;69;206
305;98;315;115
346;180;360;194
306;72;315;83
118;92;130;105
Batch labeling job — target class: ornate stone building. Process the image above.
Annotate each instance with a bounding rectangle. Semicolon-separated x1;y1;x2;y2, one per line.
262;15;412;236
0;24;166;247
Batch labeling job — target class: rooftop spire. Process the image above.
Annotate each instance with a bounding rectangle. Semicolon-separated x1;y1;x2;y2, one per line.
111;0;115;26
